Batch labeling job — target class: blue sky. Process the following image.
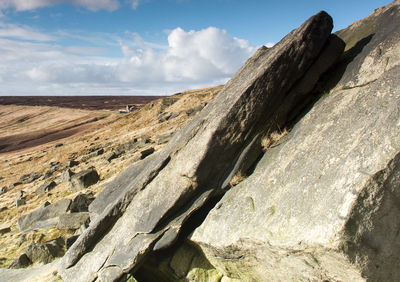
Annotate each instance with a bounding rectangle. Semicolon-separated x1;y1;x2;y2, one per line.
0;0;392;96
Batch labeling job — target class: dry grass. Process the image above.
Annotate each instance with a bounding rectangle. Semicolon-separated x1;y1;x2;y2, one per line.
0;85;222;267
261;128;288;151
229;171;246;187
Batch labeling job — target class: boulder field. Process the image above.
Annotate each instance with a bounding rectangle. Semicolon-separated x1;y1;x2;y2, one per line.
1;1;399;281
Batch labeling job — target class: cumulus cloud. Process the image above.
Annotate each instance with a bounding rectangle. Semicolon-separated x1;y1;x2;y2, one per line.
0;25;258;95
0;0;121;12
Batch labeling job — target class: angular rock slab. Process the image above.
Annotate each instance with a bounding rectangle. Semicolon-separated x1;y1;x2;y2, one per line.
59;11;334;281
191;3;400;281
18;198;71;231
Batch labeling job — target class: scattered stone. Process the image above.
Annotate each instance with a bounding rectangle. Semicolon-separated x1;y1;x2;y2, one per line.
18;198;71;230
50;161;60;167
70;194;94;213
69;168;99;191
104;151;118;163
16;198;26;208
57;212;90;230
62;169;75;183
42;201;51;208
0;226;11;234
54;143;63;148
20;173;42;184
0;186;6;194
95;149;104;156
11;182;22;188
66;235;79;249
140;147;155;160
35;181;57;196
0;206;8;213
25;242;59;264
65;160;79;168
158;112;179;123
140;136;151;144
16;190;24;199
8;254;31;269
43;167;57;179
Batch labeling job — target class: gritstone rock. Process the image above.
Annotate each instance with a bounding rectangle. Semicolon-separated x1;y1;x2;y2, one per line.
59;11;336;281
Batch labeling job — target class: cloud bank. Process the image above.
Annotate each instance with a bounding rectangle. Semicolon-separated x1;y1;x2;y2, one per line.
0;0;125;11
0;24;259;95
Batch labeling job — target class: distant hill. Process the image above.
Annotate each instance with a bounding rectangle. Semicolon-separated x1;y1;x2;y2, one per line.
0;96;164;111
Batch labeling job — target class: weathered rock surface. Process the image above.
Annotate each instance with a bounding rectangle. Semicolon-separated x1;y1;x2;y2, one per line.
59;11;337;281
62;168;74;183
191;2;400;281
69;168;99;191
18;198;71;230
57;212;90;230
70;193;94;213
34;181;56;196
1;260;60;281
8;254;31;269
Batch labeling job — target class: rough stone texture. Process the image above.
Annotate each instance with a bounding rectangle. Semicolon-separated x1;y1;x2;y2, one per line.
34;181;56;196
69;168;99;191
25;243;58;264
8;254;31;269
0;186;6;194
66;235;79;249
70;193;94;213
191;2;400;281
57;212;90;230
1;260;59;281
59;11;336;282
18;198;71;230
140;147;155;159
62;168;75;183
15;198;26;207
65;160;79;168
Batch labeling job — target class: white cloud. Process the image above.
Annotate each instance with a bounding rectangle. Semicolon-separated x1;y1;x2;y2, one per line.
131;0;139;10
0;26;258;95
0;22;55;41
0;0;121;12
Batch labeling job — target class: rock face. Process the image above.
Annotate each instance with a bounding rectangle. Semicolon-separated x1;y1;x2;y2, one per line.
191;1;400;281
57;212;90;230
59;11;340;281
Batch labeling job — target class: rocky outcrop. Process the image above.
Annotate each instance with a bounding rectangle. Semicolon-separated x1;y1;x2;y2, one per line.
59;11;340;281
190;1;400;281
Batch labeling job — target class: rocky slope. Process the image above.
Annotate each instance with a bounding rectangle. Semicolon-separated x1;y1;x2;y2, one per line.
1;1;400;281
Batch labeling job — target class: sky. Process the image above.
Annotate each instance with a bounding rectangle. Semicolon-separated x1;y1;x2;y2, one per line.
0;0;392;96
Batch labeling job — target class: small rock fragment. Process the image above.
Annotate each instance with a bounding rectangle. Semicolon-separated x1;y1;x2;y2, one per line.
35;181;57;196
140;147;155;160
8;254;31;269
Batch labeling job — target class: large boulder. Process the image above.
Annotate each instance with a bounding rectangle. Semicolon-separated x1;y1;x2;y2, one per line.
59;11;339;281
17;198;71;230
69;168;99;191
191;1;400;281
